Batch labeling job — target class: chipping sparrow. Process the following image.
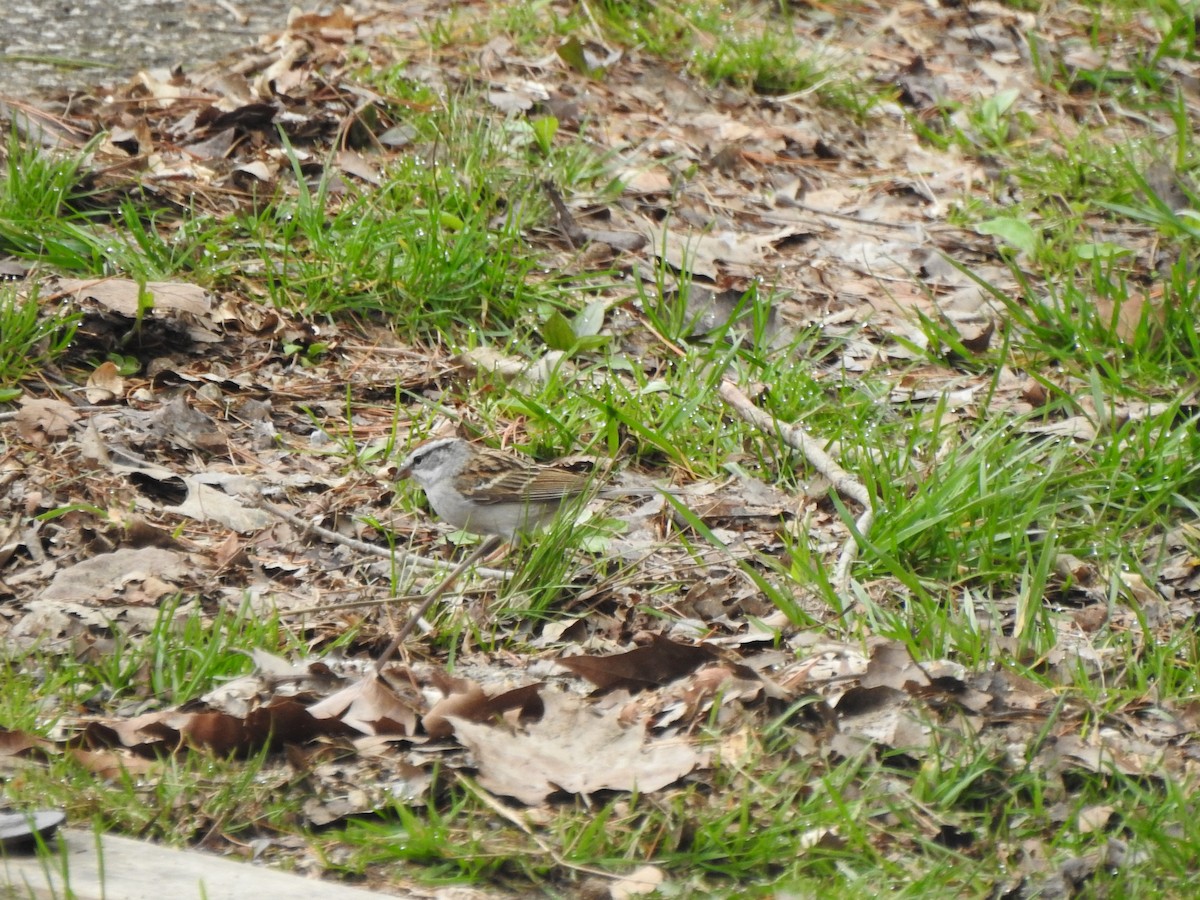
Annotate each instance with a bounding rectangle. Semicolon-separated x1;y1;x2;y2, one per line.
397;437;596;539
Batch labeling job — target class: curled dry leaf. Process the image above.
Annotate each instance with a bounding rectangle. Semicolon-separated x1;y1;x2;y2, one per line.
424;681;543;739
860;639;932;692
610;865;665;899
40;547;188;605
85;361;126;404
308;672;421;737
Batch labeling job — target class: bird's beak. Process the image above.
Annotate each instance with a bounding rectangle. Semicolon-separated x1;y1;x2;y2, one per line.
397;463;412;480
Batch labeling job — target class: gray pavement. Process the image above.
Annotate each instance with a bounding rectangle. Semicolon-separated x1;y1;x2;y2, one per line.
0;0;319;97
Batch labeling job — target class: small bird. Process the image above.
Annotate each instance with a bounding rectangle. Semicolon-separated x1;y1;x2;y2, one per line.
397;436;596;539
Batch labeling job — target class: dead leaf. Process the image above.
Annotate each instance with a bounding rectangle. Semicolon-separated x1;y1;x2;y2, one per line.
860;640;933;692
424;681;543;739
308;672;421;736
68;748;158;779
644;223;807;279
1077;804;1114;834
610;865;665;899
15;398;79;444
40;547;188;604
59;277;211;318
1023;416;1097;441
558;635;716;692
449;690;706;805
101;447;270;531
85;361;126;404
0;728;57;759
1046;733;1148;777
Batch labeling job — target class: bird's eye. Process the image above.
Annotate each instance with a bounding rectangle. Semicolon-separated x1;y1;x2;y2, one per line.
414;443;445;466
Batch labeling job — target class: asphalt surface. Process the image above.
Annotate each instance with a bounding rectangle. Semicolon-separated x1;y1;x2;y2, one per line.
0;0;313;97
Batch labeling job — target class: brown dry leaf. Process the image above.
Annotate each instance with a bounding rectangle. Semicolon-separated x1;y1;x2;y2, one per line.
201;649;341;717
68;748;159;779
0;728;57;759
424;681;543;739
98;445;270;531
84;708;192;754
672;284;780;346
336;149;381;185
423;679;487;739
911;673;996;715
301;751;434;827
166;476;269;532
1044;733;1153;778
85;361;126;404
617;166;673;194
610;865;665;899
232;158;276;183
1094;290;1157;344
655;664;771;730
851;705;934;756
833;681;934;757
179;712;249;756
40;547;188;604
557;635;716;692
59;277;211;318
14;397;80;445
449;690;706;805
308;672;421;736
303;794;377;828
972;669;1052;716
0;258;29;279
860;640;932;692
86;699;353;757
192;699;350;753
644;223;807;279
150;394;225;452
578;225;647;252
1076;804;1114;834
286;5;358;35
1022;416;1098;441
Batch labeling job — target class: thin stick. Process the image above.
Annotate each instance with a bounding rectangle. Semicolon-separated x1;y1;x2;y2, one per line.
252;494;511;580
632;314;876;599
717;379;874;599
373;535;503;671
455;772;631;881
276;586;492;618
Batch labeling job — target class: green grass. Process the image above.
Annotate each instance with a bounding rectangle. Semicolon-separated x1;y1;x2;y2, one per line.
505;0;893;115
4;596;292;718
0;283;78;393
0;89;612;355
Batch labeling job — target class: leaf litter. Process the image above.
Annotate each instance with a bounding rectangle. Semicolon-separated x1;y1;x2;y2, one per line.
2;0;1200;895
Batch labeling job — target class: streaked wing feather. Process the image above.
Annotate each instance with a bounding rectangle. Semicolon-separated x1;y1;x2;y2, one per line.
459;467;590;505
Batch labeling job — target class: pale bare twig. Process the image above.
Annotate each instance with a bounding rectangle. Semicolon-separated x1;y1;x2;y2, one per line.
252;494;510;580
277;587;491;619
717;379;874;600
455;772;632;882
373;535;503;671
253;493;512;640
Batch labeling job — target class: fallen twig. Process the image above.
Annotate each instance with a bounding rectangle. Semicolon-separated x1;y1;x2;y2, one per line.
252;494;510;580
717;379;874;600
277;587;492;619
374;535;503;670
